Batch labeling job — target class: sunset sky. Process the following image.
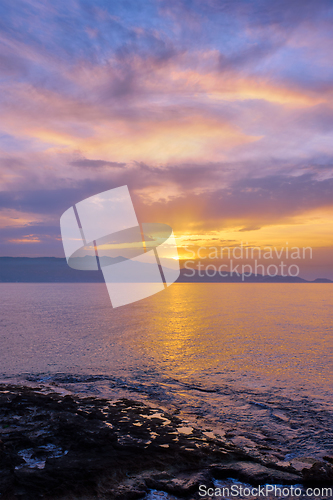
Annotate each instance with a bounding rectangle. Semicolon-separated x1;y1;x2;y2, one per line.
0;0;332;278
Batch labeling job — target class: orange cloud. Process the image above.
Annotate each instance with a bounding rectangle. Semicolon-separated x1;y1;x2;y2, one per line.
8;236;41;244
0;77;262;162
0;209;46;229
158;62;328;107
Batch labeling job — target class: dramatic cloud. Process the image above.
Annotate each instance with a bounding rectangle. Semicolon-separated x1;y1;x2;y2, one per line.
0;0;332;277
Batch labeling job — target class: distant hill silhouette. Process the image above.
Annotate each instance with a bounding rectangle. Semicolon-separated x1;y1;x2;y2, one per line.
0;257;104;283
0;257;331;283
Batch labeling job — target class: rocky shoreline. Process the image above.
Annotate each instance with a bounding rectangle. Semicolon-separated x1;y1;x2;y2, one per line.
0;386;332;499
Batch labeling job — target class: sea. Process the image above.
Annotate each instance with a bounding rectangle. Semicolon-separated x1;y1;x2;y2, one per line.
0;283;332;463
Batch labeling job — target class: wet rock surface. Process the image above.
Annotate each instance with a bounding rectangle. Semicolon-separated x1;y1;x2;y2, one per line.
0;386;330;499
302;461;333;486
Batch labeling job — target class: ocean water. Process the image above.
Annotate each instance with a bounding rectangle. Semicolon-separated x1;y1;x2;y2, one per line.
0;283;332;460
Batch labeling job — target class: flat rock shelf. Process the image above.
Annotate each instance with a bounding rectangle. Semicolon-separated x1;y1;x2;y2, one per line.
0;386;332;499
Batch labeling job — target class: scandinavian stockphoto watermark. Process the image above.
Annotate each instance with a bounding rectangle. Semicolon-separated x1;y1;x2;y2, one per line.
183;243;312;280
60;186;180;308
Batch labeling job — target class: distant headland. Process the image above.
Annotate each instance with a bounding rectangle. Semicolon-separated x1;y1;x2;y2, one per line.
0;257;331;283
